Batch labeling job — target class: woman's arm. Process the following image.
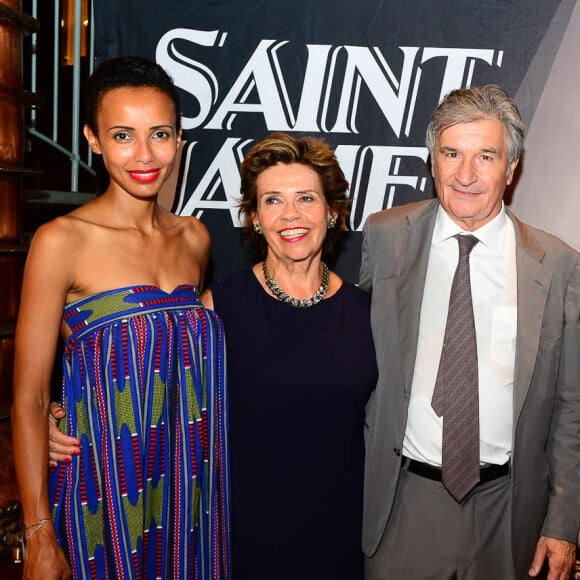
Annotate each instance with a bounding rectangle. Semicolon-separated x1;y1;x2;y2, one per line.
200;288;214;310
12;220;74;579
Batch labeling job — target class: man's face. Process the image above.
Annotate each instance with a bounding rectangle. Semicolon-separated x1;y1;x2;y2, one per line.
431;118;519;231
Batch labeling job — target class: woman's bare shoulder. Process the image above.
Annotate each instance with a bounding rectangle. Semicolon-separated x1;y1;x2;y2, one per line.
169;212;211;250
185;215;210;242
22;215;94;302
30;213;92;253
158;207;209;234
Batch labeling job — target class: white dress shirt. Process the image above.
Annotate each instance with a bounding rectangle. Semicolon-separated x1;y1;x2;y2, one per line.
402;204;516;466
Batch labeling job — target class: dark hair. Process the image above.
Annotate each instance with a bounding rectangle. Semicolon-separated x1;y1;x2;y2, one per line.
239;132;351;259
85;56;181;135
426;84;525;167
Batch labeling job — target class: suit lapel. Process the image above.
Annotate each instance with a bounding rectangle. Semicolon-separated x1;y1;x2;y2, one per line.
393;205;551;430
510;212;552;423
396;200;438;392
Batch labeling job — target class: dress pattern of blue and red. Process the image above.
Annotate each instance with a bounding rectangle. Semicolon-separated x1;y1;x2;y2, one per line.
49;285;231;579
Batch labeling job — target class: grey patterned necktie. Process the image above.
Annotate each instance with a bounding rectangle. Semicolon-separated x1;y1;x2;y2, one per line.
431;234;480;502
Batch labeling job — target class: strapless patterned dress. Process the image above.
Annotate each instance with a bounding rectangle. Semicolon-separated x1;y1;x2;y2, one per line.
48;285;230;579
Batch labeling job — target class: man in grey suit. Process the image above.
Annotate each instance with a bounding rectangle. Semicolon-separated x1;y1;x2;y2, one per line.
360;85;580;579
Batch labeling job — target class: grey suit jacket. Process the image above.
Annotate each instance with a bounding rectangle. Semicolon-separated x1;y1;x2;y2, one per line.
359;199;580;577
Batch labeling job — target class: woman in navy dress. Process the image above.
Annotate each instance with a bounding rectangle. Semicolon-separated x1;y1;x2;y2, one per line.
203;133;377;579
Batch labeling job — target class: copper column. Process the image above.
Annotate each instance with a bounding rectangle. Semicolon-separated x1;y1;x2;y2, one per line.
0;0;38;419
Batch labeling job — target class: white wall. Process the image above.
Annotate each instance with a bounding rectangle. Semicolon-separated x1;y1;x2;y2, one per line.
510;1;580;252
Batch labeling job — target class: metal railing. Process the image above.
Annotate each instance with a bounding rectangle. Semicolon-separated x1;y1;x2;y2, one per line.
27;0;96;192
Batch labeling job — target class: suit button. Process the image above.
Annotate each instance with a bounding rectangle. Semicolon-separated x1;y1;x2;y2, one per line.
393;448;401;456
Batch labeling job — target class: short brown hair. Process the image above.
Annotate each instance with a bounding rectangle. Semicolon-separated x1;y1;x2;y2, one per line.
239;132;350;259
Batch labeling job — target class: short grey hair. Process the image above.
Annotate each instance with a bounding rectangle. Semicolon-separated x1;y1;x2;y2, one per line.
425;85;525;165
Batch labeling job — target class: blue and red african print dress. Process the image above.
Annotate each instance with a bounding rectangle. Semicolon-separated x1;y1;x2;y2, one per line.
49;285;231;579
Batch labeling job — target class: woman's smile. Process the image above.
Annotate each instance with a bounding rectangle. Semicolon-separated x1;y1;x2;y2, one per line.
128;168;162;184
279;227;310;242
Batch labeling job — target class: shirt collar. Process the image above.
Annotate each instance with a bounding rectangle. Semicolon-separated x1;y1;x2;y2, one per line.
434;202;508;249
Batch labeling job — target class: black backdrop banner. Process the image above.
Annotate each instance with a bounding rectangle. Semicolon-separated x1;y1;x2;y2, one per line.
94;1;574;284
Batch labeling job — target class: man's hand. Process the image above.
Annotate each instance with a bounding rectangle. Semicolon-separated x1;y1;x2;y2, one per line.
528;535;576;580
48;402;80;467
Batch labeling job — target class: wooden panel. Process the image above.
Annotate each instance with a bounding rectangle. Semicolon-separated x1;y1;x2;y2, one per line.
0;338;14;418
0;177;22;242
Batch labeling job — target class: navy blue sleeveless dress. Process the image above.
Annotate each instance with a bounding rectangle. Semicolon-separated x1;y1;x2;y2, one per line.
211;268;377;580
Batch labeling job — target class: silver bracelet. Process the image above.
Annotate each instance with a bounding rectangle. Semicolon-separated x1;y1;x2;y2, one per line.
25;517;51;541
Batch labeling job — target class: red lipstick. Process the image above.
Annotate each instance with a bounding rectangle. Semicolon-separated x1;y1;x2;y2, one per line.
128;169;161;184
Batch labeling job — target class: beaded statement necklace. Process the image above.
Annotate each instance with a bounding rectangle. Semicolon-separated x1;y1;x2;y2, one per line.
262;261;330;308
